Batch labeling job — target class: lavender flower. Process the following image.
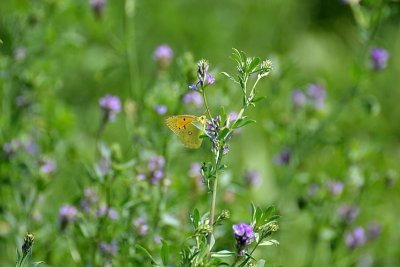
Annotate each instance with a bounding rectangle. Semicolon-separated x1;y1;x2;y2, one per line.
99;240;119;257
99;95;121;122
133;217;149;237
307;84;327;109
206;115;230;155
243;170;262;187
96;204;119;220
154;44;173;69
40;158;57;175
90;0;106;17
153;104;167;115
189;60;215;90
367;222;381;241
80;188;98;212
307;183;320;197
338;204;359;224
233;223;255;256
23;139;39;155
182;91;203;107
327;180;344;196
345;227;366;249
274;149;291;165
370;47;389;71
148;155;165;184
59;205;77;230
292;90;306;108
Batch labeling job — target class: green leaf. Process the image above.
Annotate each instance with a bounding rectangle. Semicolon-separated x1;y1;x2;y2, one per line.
192;121;205;132
211;250;235;258
218;128;230;141
191;208;200;228
161;240;169;266
248;57;260;73
259;239;280;246
255;207;263;224
233;118;256;129
251;96;266;103
32;261;45;266
135;245;160;266
231;48;242;65
262;206;276;222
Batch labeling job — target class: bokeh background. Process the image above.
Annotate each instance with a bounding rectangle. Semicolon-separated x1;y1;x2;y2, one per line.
1;0;400;266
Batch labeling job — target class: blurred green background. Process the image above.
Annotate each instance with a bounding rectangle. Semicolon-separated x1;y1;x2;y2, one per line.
1;0;400;266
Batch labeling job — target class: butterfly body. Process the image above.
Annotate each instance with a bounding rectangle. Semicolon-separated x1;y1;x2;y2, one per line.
165;115;207;149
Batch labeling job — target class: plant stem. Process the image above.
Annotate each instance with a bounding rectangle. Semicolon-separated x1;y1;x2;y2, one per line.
202;89;213;119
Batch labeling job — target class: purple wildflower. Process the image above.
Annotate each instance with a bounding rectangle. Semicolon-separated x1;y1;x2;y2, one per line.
96;204;119;220
59;205;77;230
367;222;381;241
23;139;39;155
80;188;98;212
153;104;167;115
233;223;255;256
136;172;146;181
327;180;344;196
154;44;173;68
133;217;149;237
189;60;215;90
307;84;327;109
40;158;57;175
292;89;306;108
99;95;121;121
90;0;106;18
338;204;359;224
370;47;389;71
99;240;119;257
274;149;291;165
182;91;203;107
206;115;230;155
243;170;262;187
345;227;366;249
148;155;165;184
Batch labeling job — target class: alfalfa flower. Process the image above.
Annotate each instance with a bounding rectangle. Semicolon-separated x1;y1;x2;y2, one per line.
154;44;173;69
233;223;255;256
90;0;106;18
345;227;366;249
182;91;203;107
189;59;215;90
370;47;389;71
307;84;327;109
99;240;119;257
99;95;121;122
59;205;77;230
133;217;149;237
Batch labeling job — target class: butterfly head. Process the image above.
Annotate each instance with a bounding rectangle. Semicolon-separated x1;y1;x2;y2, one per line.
198;115;208;126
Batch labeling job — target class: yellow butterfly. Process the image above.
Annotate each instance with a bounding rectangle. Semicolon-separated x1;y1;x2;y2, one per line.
165;115;207;149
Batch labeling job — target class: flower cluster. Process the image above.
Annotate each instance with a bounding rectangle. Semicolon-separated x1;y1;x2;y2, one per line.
327;180;344;196
243;170;262;187
95;204;119;221
59;205;78;230
232;223;255;256
90;0;106;17
206;115;230;155
154;44;173;69
133;217;149;237
80;188;99;212
370;47;389;71
99;95;121;122
99;240;119;257
345;227;366;249
291;84;327;110
182;91;203;107
39;158;57;175
338;204;359;225
189;60;215;90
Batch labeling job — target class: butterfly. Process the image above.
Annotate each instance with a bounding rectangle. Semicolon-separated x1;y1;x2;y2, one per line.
165;115;207;149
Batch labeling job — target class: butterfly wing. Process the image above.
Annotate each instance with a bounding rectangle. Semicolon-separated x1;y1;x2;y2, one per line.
165;115;204;149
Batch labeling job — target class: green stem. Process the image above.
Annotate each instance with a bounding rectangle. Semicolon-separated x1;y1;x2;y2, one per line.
202;89;213;119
